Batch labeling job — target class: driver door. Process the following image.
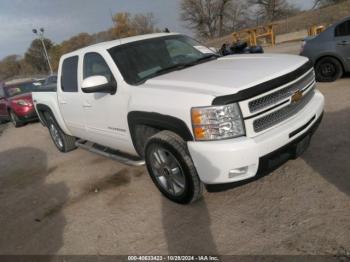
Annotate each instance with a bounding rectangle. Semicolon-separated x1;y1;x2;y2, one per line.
80;52;130;151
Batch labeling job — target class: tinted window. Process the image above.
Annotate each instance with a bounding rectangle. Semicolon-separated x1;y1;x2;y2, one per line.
83;53;114;82
335;20;350;37
61;56;78;92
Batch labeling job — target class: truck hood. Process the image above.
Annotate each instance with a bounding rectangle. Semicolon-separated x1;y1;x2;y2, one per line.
144;54;309;97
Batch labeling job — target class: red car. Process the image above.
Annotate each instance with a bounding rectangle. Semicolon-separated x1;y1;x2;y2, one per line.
0;80;38;127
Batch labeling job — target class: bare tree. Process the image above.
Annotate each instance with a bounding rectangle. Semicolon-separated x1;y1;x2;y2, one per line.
225;0;250;32
132;13;159;34
249;0;298;22
181;0;219;38
218;0;231;36
181;0;249;38
312;0;347;9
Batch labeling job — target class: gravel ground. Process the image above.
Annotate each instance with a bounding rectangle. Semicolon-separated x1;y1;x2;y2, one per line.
0;122;8;136
0;56;349;256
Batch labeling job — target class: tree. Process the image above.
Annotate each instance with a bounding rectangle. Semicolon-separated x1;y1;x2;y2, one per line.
181;0;249;38
25;38;53;73
0;55;21;80
111;13;136;38
60;33;94;54
181;0;220;38
312;0;347;8
132;13;159;35
224;1;250;33
249;0;299;22
48;45;63;72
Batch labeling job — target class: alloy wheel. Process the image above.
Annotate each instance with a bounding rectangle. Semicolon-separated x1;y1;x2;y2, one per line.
149;146;186;196
49;123;64;149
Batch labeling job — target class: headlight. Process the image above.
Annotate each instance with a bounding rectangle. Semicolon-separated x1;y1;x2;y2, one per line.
191;103;245;141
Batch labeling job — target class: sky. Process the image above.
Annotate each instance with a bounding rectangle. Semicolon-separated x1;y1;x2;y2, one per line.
0;0;314;59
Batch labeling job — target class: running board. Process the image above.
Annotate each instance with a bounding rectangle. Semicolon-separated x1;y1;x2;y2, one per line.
75;140;145;167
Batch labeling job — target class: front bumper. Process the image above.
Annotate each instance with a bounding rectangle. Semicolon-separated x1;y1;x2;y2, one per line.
187;90;324;184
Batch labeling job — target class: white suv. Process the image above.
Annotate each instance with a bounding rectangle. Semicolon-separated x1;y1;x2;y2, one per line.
33;33;324;204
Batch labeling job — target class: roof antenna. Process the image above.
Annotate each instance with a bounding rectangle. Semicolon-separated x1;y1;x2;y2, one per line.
164;28;170;33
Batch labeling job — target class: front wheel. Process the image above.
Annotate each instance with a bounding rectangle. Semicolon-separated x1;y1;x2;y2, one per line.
9;110;22;128
145;131;203;204
315;57;343;82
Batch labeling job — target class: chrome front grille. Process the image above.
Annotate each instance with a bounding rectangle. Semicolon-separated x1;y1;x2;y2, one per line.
253;88;315;133
248;70;315;113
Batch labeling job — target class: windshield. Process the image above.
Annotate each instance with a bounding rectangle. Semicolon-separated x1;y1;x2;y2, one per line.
108;35;217;85
4;82;39;98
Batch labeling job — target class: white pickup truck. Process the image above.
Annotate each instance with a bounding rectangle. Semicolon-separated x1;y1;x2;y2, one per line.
33;33;324;204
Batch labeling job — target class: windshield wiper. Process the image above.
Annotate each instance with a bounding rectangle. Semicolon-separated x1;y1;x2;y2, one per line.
136;63;191;84
153;63;190;75
136;54;220;85
189;53;220;65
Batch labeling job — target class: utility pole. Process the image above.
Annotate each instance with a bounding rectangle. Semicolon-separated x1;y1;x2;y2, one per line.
32;28;53;75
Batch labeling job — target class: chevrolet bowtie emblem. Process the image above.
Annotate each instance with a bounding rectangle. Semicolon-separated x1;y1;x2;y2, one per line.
291;90;303;103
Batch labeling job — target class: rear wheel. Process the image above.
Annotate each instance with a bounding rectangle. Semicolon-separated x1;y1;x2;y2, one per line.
44;112;76;153
315;57;343;82
9;110;22;128
145;131;203;204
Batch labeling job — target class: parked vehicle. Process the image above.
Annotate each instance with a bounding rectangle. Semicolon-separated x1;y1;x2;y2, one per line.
0;80;39;127
44;75;57;87
33;33;324;204
300;16;350;82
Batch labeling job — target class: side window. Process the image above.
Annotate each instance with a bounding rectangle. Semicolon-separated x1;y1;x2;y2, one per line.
83;53;114;83
61;56;78;92
0;87;5;98
335;20;350;37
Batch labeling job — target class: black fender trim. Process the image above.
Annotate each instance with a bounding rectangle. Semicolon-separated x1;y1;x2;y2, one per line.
128;111;194;155
35;104;54;127
212;60;313;105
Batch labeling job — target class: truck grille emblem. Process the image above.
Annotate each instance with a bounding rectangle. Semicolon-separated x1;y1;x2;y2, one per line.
291;90;303;103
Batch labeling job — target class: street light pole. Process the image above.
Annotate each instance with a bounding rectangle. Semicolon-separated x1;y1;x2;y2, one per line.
32;28;53;75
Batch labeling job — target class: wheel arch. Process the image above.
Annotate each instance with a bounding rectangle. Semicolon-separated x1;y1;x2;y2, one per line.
314;53;346;73
127;111;194;157
35;104;54;127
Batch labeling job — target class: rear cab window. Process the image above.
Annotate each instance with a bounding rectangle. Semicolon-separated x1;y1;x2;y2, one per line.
61;56;79;92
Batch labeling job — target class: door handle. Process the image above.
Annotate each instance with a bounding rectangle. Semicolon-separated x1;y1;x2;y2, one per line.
337;41;350;46
82;103;92;108
59;100;67;105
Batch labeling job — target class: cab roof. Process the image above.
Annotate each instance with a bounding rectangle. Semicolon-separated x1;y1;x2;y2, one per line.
62;32;180;59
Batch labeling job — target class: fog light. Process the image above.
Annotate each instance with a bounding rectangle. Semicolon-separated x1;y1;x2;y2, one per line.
228;166;248;178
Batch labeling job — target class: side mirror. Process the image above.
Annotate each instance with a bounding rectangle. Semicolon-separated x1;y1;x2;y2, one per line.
81;76;116;95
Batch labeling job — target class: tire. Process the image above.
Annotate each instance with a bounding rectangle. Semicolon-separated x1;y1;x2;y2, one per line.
315;57;343;82
9;110;23;128
44;112;77;153
145;130;203;204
